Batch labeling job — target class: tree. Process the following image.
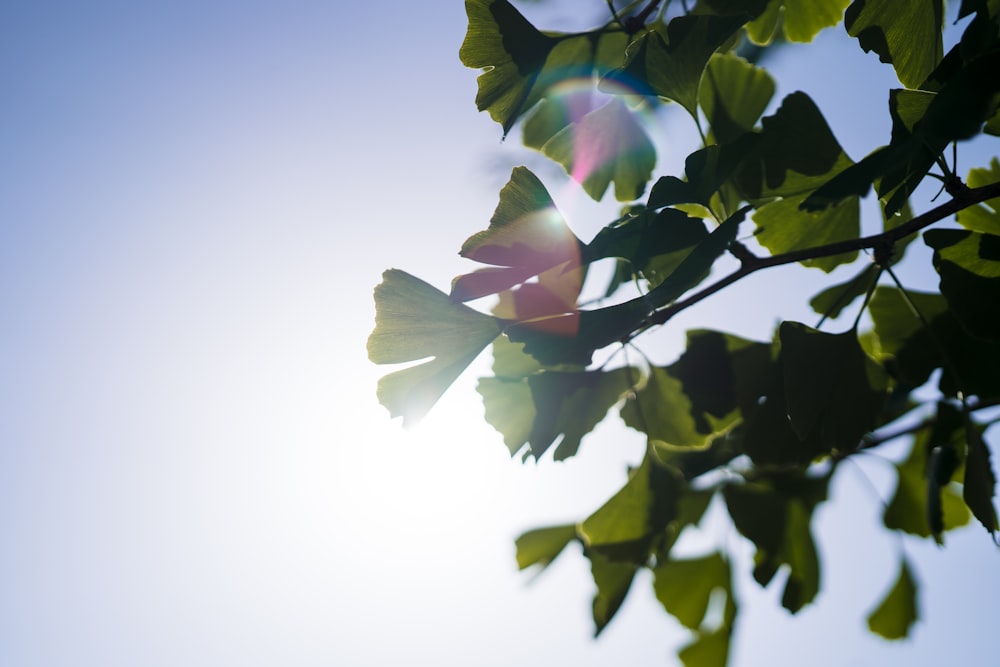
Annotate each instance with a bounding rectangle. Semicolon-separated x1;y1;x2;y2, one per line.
368;1;1000;665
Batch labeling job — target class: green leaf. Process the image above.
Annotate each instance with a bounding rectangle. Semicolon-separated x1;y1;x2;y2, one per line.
585;207;710;279
845;0;944;88
460;0;556;137
368;270;501;425
867;559;919;640
808;264;881;320
452;167;581;302
621;365;732;450
752;192;860;271
747;0;852;44
515;523;578;570
884;428;971;538
588;549;637;635
736;92;854;202
699;54;776;144
678;628;731;667
535;98;656;201
478;366;636;460
868;287;1000;400
957;159;1000;235
723;478;825;613
648;133;761;209
964;424;999;536
780;322;887;454
604;13;751;118
579;454;682;563
925;229;1000;342
653;552;732;630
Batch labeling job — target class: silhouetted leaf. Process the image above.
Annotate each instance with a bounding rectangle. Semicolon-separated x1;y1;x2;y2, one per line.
516;523;578;570
585;206;709;273
867;559;919;640
925;229;1000;342
780;323;887;453
845;0;944;88
368;270;501;425
884;427;971;538
809;264;881;320
604;13;752;118
648;134;761;209
964;424;999;536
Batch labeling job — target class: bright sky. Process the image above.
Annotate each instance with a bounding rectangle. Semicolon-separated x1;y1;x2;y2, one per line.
1;2;997;666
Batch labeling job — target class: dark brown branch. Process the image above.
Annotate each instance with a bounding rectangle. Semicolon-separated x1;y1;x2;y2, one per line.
647;180;1000;328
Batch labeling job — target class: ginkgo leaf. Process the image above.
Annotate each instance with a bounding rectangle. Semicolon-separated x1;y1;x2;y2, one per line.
867;559;919;640
845;0;944;89
809;264;881;320
746;0;851;44
515;523;578;570
648;133;760;209
699;53;775;144
479;366;636;460
587;549;637;636
603;13;752;119
957;159;1000;235
621;366;713;449
753;192;860;272
780;322;887;453
964;424;999;536
653;552;731;630
452;167;582;302
580;454;682;563
538;98;656;201
678;628;732;667
368;270;501;425
925;229;1000;342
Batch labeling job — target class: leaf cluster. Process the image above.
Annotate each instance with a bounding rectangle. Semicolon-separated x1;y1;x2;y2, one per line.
368;1;1000;665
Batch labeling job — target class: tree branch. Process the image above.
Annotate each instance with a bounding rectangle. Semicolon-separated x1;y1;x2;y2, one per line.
647;180;1000;328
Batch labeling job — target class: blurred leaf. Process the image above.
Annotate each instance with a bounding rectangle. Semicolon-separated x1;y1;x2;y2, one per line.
867;559;919;640
516;523;578;570
536;98;656;201
678;627;732;667
479;366;636;460
653;552;732;630
884;427;971;538
957;158;1000;235
925;229;1000;342
845;0;944;88
368;270;501;425
753;192;860;271
699;53;776;144
780;322;886;454
588;549;637;635
964;424;999;535
580;454;682;562
452;167;581;302
603;13;752;118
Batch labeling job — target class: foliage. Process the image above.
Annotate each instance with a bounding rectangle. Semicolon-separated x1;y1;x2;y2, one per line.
369;1;1000;664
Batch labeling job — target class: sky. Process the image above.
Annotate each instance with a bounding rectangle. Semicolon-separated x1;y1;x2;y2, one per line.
1;2;997;666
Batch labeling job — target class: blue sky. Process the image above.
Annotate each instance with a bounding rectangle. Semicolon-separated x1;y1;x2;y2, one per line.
1;2;997;666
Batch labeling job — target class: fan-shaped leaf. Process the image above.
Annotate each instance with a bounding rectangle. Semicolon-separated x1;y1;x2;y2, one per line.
957;159;1000;235
925;229;1000;342
845;0;944;89
746;0;851;44
368;270;501;425
867;559;919;640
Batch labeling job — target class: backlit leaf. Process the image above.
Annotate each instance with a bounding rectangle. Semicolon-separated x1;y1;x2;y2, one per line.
747;0;851;44
845;0;944;88
925;229;1000;342
753;192;860;271
536;98;656;201
809;264;881;320
867;559;919;640
956;158;1000;235
653;552;731;630
588;550;637;635
368;270;501;425
515;523;578;570
699;54;775;144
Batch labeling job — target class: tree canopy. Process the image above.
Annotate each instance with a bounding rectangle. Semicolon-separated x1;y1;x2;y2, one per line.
368;1;1000;665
